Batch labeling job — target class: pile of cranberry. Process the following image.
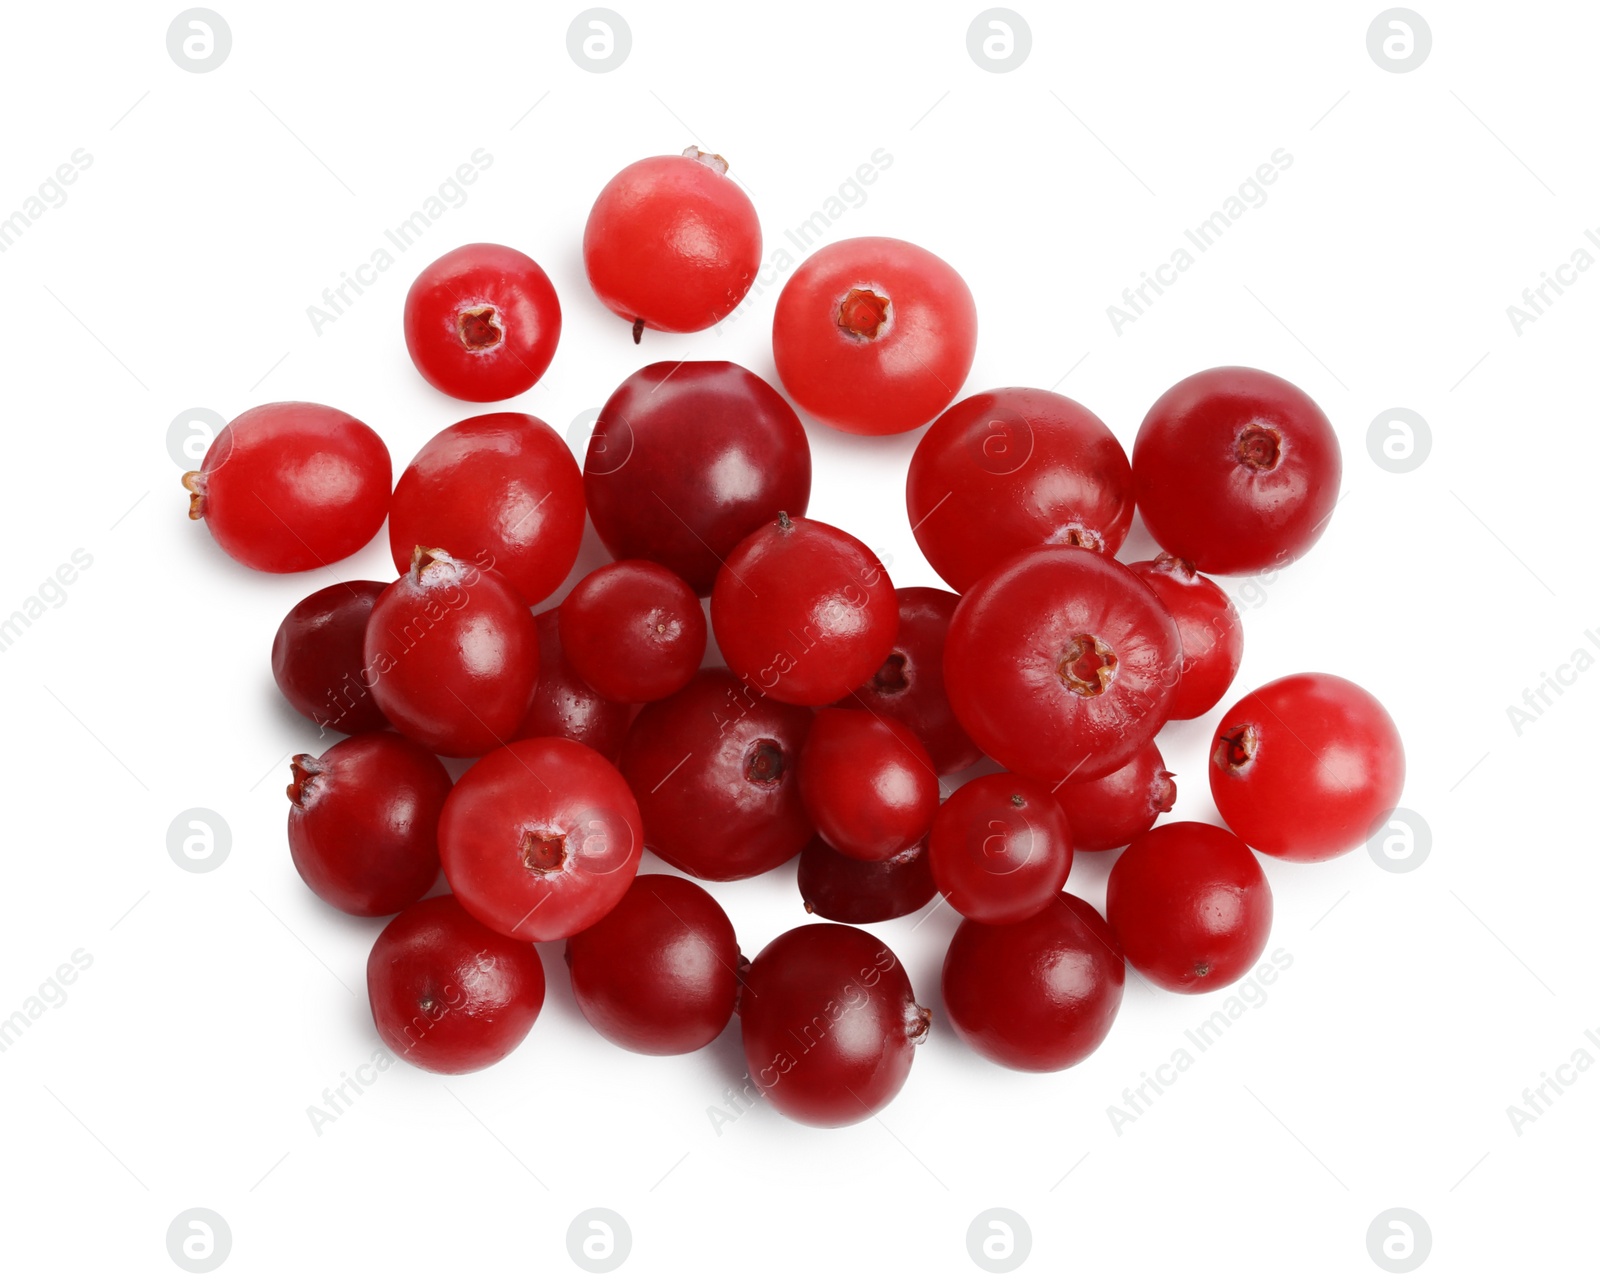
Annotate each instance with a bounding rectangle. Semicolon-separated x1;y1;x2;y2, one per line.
186;147;1404;1128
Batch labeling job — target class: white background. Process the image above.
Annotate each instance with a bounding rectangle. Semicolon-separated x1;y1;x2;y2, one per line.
1;1;1592;1277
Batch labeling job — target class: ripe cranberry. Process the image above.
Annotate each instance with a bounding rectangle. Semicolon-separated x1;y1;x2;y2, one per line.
835;587;979;775
739;924;928;1127
182;402;389;573
711;514;897;706
1210;673;1404;861
929;773;1073;924
565;875;741;1055
798;709;939;862
363;549;539;759
1054;739;1175;851
618;669;813;881
907;388;1134;590
1107;822;1272;993
271;581;388;734
1126;555;1243;720
438;737;643;942
367;895;545;1074
583;361;811;596
941;893;1124;1072
286;732;451;916
516;610;632;761
559;560;706;703
798;835;937;925
772;236;976;435
944;546;1181;782
387;413;584;608
1132;367;1341;575
583;148;761;338
403;243;561;401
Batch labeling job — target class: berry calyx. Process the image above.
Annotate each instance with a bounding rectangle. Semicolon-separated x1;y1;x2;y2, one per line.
1236;424;1281;470
457;305;503;351
1213;724;1259;771
745;739;784;784
838;287;891;339
181;471;205;519
1059;634;1117;697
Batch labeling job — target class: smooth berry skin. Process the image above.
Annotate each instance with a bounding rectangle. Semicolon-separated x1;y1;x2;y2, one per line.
271;581;388;734
286;732;452;916
583;149;761;336
1107;821;1273;993
929;774;1074;925
183;402;390;573
388;413;584;608
1127;556;1244;721
945;546;1182;783
941;893;1124;1073
772;236;977;435
559;560;706;704
798;709;939;863
565;875;741;1055
438;737;644;943
907;388;1134;591
1210;673;1405;861
835;587;980;776
619;669;814;882
1055;739;1175;852
798;835;937;925
711;515;898;707
403;243;561;402
363;549;540;760
740;925;929;1127
516;610;633;761
584;361;811;596
1132;366;1341;575
367;895;545;1074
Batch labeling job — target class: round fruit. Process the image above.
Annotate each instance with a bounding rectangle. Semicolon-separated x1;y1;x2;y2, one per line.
1054;739;1175;851
797;709;939;862
559;560;706;703
928;773;1073;924
516;610;633;761
798;835;937;925
271;581;388;734
1127;555;1244;720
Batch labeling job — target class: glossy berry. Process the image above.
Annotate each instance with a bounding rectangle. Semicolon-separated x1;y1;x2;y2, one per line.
772;236;976;435
183;402;390;573
942;893;1124;1073
1127;556;1243;720
1133;367;1341;575
907;388;1134;591
403;243;561;401
565;874;741;1055
367;895;545;1074
559;560;706;703
271;581;388;734
387;413;584;608
363;549;539;759
516;610;633;761
286;732;451;916
711;514;897;706
1054;739;1175;852
584;148;761;338
438;737;643;942
1106;821;1273;993
1210;673;1404;861
798;709;939;862
740;925;928;1127
798;835;937;925
929;773;1073;924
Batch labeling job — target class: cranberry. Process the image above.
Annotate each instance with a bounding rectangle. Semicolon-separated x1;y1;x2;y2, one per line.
182;402;390;573
798;835;937;925
1106;821;1273;993
559;560;706;703
583;361;811;596
387;412;584;608
271;581;388;735
565;874;742;1055
944;546;1181;782
515;610;633;761
286;732;451;916
772;236;977;435
941;893;1124;1072
739;924;928;1127
367;895;545;1074
618;669;814;881
1132;367;1342;575
438;737;643;942
907;388;1134;590
929;773;1073;924
1126;555;1244;720
1210;673;1405;861
363;548;540;759
583;148;761;338
402;243;561;402
797;709;939;862
1054;739;1175;851
711;514;898;706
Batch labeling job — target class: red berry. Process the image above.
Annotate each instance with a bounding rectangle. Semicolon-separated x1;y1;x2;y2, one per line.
515;610;633;761
1126;555;1243;721
558;560;706;704
797;709;939;863
928;773;1073;924
271;581;388;734
798;835;937;925
182;402;390;573
1054;739;1175;851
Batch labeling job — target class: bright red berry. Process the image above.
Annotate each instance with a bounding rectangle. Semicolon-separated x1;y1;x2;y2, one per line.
1126;555;1244;721
515;610;633;761
559;560;706;703
798;709;939;863
1053;739;1175;852
929;773;1074;924
271;581;388;735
